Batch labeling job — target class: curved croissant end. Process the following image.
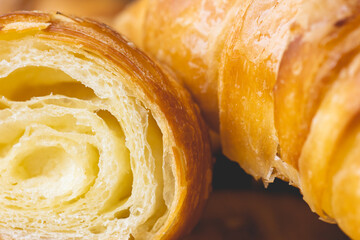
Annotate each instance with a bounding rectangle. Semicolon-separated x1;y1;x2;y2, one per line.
221;0;360;238
275;2;360;238
115;0;360;238
0;11;212;240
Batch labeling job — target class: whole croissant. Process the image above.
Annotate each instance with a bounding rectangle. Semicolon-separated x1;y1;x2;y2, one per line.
115;0;360;238
0;11;212;239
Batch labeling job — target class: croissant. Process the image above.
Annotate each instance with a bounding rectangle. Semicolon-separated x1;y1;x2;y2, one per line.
114;0;237;132
0;11;212;239
115;0;360;238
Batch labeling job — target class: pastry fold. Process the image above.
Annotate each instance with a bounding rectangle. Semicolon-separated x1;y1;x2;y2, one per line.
115;0;360;238
114;0;241;131
0;11;212;240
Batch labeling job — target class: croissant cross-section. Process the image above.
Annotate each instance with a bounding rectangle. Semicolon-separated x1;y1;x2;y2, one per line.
0;11;212;240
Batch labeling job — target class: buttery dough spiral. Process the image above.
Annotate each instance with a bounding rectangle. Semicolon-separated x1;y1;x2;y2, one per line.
0;11;212;240
115;0;360;238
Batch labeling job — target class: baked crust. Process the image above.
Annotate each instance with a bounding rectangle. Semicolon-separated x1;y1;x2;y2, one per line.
115;0;360;238
0;11;212;240
115;0;243;132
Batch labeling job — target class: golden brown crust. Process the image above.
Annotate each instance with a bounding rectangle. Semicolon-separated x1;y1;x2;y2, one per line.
219;0;295;180
0;11;212;240
222;2;360;238
115;0;360;238
275;3;360;238
115;0;242;132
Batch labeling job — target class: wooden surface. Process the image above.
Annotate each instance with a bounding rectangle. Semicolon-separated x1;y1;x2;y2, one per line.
185;191;348;240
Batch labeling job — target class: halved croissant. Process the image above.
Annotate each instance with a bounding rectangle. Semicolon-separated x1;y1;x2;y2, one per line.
115;0;360;238
0;11;212;239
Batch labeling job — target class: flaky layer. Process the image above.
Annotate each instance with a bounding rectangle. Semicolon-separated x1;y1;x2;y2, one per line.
115;0;243;132
115;0;360;238
0;11;212;240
